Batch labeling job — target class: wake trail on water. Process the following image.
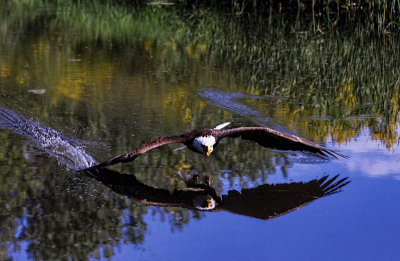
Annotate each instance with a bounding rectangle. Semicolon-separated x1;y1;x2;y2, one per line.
0;107;97;171
196;88;287;132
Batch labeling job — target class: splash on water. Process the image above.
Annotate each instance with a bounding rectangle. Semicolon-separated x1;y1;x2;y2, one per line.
0;107;97;170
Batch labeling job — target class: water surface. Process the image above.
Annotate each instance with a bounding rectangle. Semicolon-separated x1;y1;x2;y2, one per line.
0;3;399;261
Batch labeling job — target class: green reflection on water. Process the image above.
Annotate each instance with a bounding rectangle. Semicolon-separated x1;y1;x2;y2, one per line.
0;132;208;260
1;0;399;149
0;0;399;260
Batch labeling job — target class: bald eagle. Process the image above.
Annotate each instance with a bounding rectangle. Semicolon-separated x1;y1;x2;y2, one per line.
85;124;344;170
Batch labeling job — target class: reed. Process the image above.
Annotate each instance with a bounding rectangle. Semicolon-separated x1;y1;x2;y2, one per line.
1;0;399;147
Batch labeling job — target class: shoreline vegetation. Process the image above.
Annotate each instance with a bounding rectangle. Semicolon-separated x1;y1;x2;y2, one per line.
3;1;399;41
1;0;400;149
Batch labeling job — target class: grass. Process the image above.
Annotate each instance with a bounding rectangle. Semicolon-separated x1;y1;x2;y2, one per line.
1;0;400;147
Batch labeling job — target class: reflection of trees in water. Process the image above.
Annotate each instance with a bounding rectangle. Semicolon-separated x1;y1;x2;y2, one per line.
1;0;399;145
0;128;349;260
0;106;303;259
0;25;398;150
0;131;214;260
0;144;147;260
21;172;146;260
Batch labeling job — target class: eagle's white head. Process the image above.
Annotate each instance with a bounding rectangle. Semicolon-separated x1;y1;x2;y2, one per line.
192;136;216;156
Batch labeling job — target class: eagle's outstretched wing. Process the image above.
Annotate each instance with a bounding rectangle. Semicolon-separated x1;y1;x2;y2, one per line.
84;126;345;171
213;127;344;158
86;132;197;170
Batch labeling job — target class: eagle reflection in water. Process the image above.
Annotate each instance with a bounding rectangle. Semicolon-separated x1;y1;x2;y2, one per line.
84;168;350;220
0;106;350;220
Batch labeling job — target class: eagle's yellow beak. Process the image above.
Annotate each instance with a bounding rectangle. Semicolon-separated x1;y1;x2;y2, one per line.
205;145;213;156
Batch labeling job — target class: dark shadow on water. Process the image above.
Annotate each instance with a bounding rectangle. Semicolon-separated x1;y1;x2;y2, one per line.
197;88;284;131
84;167;350;220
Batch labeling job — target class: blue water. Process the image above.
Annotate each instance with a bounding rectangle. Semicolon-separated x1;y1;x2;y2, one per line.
111;176;400;261
2;101;399;260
